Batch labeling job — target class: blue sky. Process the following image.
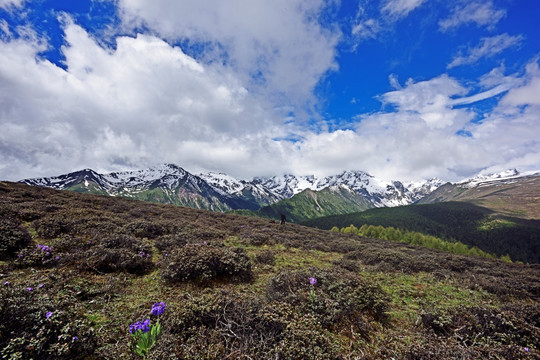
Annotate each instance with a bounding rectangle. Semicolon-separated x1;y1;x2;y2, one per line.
1;0;539;181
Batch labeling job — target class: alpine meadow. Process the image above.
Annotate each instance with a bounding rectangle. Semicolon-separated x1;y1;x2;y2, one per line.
1;0;540;359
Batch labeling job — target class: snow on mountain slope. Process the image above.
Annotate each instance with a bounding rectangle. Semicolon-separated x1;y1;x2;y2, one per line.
252;171;444;207
457;169;540;188
21;163;451;210
198;172;246;195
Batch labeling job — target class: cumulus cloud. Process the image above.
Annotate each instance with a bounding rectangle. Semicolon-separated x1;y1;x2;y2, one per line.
448;33;523;68
116;0;340;111
439;1;506;31
502;59;540;106
1;2;539;184
287;65;540;181
0;19;292;180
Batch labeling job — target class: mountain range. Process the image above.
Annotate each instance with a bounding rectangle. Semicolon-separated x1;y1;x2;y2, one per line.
20;164;443;215
19;164;538;222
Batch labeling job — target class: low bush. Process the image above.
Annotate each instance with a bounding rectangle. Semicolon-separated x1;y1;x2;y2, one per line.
0;219;31;260
159;290;339;359
13;243;59;269
267;268;389;336
123;220;164;238
255;250;276;265
154;234;189;252
33;216;72;239
80;246;154;275
421;306;539;349
0;286;97;359
160;245;253;283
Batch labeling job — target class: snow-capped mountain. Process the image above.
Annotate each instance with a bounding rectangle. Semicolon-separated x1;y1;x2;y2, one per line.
254;171;444;207
418;168;540;206
456;169;540;188
20;163;447;214
198;172;281;206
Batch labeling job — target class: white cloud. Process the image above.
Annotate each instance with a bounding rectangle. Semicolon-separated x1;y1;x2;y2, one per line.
116;0;340;111
351;18;381;40
502;59;540;106
287;66;540;181
0;20;293;180
381;74;470;129
448;33;523;68
0;0;24;10
381;0;426;19
439;1;506;31
1;4;539;184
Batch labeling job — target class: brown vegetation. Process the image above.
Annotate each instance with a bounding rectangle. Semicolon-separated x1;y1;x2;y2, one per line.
0;181;539;359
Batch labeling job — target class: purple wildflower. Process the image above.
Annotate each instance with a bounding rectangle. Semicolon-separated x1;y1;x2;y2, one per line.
203;241;207;245
18;254;23;258
3;281;9;286
309;277;317;286
55;256;60;260
46;311;53;318
72;336;78;341
38;284;44;289
151;302;166;316
26;287;33;291
524;347;529;352
129;319;151;334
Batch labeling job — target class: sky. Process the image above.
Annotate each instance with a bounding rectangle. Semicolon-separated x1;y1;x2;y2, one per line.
1;0;539;182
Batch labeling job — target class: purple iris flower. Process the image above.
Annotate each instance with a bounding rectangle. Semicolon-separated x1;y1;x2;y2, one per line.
309;277;317;286
129;319;151;334
151;302;167;316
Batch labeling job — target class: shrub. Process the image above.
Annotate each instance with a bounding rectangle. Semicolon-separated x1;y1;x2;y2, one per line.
13;243;60;269
421;306;539;348
0;286;97;359
255;250;276;265
160;245;253;283
160;290;341;359
154;233;191;252
274;315;341;360
123;220;164;238
267;268;389;335
80;245;153;275
97;233;151;254
33;216;72;238
0;219;31;260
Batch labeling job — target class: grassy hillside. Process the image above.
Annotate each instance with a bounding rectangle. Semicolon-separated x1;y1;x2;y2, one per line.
419;174;540;219
301;202;540;264
1;182;539;359
235;186;372;223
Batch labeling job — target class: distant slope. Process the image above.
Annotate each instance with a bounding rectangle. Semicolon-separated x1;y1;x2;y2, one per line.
241;185;373;223
419;172;540;219
302;202;540;264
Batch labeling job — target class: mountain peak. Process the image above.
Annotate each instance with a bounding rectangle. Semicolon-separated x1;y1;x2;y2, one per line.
457;168;523;188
